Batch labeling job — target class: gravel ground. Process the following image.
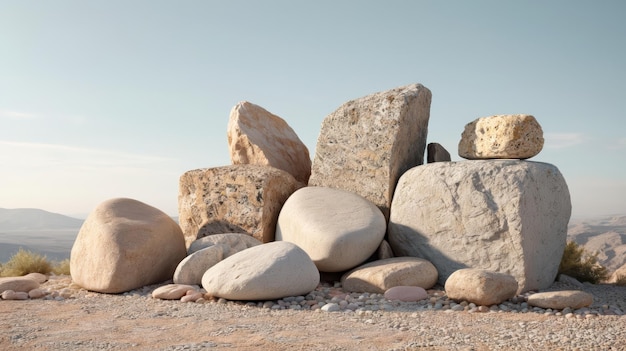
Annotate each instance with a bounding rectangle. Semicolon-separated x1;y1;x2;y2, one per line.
1;275;625;350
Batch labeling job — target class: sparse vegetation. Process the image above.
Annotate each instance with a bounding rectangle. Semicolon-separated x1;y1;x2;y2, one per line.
558;241;609;284
0;249;70;277
615;275;626;287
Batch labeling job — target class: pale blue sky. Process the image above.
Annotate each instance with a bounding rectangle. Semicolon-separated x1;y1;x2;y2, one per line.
1;0;625;219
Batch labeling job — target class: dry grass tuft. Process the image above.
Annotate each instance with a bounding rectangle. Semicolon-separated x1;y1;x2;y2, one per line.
558;241;609;284
52;258;71;275
0;248;53;277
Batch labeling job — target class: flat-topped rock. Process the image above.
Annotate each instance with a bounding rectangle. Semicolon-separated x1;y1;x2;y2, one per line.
458;114;544;159
227;101;311;184
309;83;431;219
341;257;438;293
527;290;593;310
178;165;302;247
388;160;571;293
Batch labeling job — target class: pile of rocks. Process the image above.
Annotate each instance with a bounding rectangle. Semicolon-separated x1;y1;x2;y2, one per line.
14;83;584;311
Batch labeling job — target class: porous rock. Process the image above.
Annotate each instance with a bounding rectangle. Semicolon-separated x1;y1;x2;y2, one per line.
341;257;438;293
188;233;262;257
527;290;593;310
173;244;227;285
202;241;320;301
444;268;518;306
178;165;302;247
276;186;386;272
388;160;571;293
309;83;431;219
70;198;187;294
227;101;311;184
458;114;544;159
0;276;40;293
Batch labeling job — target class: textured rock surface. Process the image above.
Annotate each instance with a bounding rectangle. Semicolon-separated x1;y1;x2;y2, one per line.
341;257;438;293
227;101;311;184
377;240;394;260
444;268;518;306
275;186;386;272
173;245;227;285
388;160;571;293
458;114;544;160
384;286;428;302
427;142;451;163
187;233;262;257
202;241;320;301
70;198;187;294
0;276;40;293
527;290;593;310
178;165;302;247
309;83;431;219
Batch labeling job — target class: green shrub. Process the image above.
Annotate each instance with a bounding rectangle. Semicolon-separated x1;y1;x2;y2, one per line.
558;241;609;284
0;248;53;277
52;258;71;275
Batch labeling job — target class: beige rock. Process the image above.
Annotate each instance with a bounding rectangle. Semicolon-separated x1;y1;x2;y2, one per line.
341;257;438;293
445;269;519;306
388;160;571;293
384;286;428;302
152;284;199;300
309;83;431;219
173;244;226;285
377;240;394;260
181;290;204;303
202;241;320;301
188;233;262;257
527;290;593;310
610;263;626;283
178;165;302;247
427;143;451;163
0;276;40;293
28;288;47;299
458;114;544;159
24;272;48;284
70;198;187;294
1;290;29;300
276;186;386;272
227;101;311;184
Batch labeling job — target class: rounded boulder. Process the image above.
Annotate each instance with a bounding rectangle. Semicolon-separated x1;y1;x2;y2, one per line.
202;241;319;301
276;186;386;272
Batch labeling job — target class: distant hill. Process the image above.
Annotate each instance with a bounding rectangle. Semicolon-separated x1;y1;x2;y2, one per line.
0;208;84;231
568;214;626;273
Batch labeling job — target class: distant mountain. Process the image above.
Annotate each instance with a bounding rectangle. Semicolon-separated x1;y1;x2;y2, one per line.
0;208;84;231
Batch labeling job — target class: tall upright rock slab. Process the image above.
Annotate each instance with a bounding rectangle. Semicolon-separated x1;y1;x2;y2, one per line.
388;160;571;293
227;101;312;184
178;165;302;248
309;84;431;219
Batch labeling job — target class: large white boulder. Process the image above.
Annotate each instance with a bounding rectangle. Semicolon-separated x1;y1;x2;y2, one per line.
70;198;187;293
309;83;431;219
388;160;571;293
276;186;386;272
227;101;311;184
201;241;319;301
178;165;302;247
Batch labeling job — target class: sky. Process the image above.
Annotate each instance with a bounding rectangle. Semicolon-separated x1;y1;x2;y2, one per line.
1;0;625;219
